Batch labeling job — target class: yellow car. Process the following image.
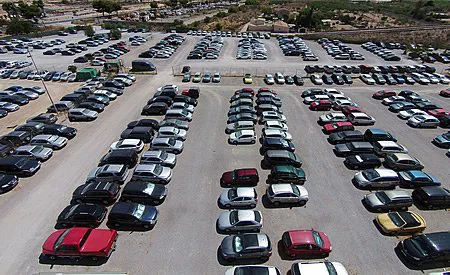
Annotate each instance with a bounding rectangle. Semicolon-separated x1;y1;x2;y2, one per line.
376;211;426;234
243;73;253;84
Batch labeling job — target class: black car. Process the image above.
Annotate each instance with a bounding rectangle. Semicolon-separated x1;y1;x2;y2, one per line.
343;154;382;170
363;128;397;142
412;186;450;210
227;113;257;124
27;113;57;124
55;203;107;229
0;174;19;194
15;122;45;136
0;109;7;118
127;119;159;130
148;96;173;106
78;101;105;113
438;115;450;128
256;97;282;107
293;75;304;86
0;95;29;105
173;95;197;106
98;149;139;168
102;86;124;96
327;130;364;145
0;131;32;146
103;80;125;90
43;72;55;81
71;181;121;205
120;127;154;143
0;143;15;157
87;95;110;106
120;181;168;205
228;106;257;116
41;124;77;139
261;137;295;153
74;56;88;63
106;201;158;230
141;102;168;116
342;74;353;84
0;156;40;177
331;74;345;85
334;142;375;157
399;231;450;266
322;74;334;85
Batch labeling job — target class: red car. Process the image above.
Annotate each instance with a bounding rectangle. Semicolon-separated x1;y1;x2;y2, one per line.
281;229;332;257
235;88;255;96
181;87;200;99
309;100;332;111
42;228;118;261
427;108;450;118
341;106;363;116
439;89;450;98
220;168;259;187
372;89;396;99
322;121;354;134
257;87;276;94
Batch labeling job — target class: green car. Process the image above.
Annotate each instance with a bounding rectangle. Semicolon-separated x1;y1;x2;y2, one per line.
268;165;306;184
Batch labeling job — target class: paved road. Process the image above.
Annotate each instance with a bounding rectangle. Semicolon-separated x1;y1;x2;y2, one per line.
0;33;449;275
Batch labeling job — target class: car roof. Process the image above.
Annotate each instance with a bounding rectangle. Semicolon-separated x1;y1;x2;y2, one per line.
236;168;258;177
238;129;254;135
235;187;256;198
287;230;315;245
419;232;450;253
375;168;398;177
101;164;124;172
118;139;141;146
385;190;411;199
376;140;400;147
236;210;257;221
419;186;450;196
271;183;295;194
267;150;291;157
135;164;157;172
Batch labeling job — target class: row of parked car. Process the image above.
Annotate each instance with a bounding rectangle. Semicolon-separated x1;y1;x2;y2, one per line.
0;85;45;118
278;36;318;61
304;64;437;75
187;30;271;40
309;74;353;85
1;69;77;82
361;42;402;61
236;38;267;60
360;72;450;86
0;37;67;55
187;35;224;60
0;112;76;193
139;34;185;59
305;88;450;268
40;84;200;262
318;38;365;61
264;72;304;86
71;41;131;64
220;87;350;274
183;71;221;83
48;74;135;122
372;89;449;129
0;60;32;70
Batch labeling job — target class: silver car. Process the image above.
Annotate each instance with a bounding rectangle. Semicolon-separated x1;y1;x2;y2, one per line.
157;126;187;141
86;164;129;184
159;119;189;130
259;111;287;124
266;184;309;206
12;145;53;161
30;134;68;150
363;190;413;212
229;130;257;145
110;139;144;153
225;121;254;134
407;115;440;128
217;210;263;233
262;129;292;141
318;112;347;125
170;102;194;113
151;137;183;154
220;233;271;261
397;109;427;120
132;164;172;184
264;120;288;131
353;168;399;190
140;150;176;168
219;187;257;208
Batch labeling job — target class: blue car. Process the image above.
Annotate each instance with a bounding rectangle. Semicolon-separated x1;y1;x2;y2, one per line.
398;170;441;188
432;132;450;149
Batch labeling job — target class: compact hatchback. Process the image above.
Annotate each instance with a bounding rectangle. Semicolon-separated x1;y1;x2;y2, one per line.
220;168;259;187
281;230;332;258
220;233;272;261
219;187;257;208
266;184;309;206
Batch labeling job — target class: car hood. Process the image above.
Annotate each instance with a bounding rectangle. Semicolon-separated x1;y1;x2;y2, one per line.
334;144;350;152
221;171;233;184
220;235;235;256
354;172;368;183
364;193;383;207
37;147;53;157
160;167;172;180
402;239;425;260
219;190;230;203
142;206;158;221
165;153;177;165
217;212;231;229
54;137;68;145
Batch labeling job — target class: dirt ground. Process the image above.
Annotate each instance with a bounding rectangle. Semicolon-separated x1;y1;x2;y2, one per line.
0;80;82;136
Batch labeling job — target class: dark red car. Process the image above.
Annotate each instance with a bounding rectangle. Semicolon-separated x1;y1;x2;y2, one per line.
439;89;450;98
235;88;255;96
427;108;450;118
220;168;259;186
323;121;354;134
342;106;364;116
42;228;118;260
309;100;332;111
257;87;276;94
181;87;200;99
372;89;396;99
281;229;332;258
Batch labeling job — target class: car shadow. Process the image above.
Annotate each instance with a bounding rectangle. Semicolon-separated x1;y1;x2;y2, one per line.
372;219;395;237
216;247;269;266
277;240;328;261
261;195;307;209
260;160;270;170
38;254;108;266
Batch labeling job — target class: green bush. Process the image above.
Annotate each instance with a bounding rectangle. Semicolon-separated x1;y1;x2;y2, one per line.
6;19;35;35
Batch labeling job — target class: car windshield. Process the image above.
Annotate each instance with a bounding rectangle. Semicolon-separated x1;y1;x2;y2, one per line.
168;139;175;146
30;146;42;154
375;192;390;203
312;230;324;247
235;131;243;138
160;151;168;160
143;183;155;195
409;237;431;256
387;212;406;227
48;136;58;142
132;203;146;219
324;261;338;275
230;211;239;225
228;189;238;199
291;185;300;196
153;166;163;175
362;169;379;180
235;267;270;275
233;236;243;253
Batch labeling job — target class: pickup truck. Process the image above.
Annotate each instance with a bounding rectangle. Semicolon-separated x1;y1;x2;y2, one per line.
42;227;118;261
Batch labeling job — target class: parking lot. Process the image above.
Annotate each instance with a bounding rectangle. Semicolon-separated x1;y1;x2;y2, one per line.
0;32;449;275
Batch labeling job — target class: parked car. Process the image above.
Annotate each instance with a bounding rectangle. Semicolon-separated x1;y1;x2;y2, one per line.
363;190;413;212
225;266;281;275
353;168;399;190
219;187;258;208
398;170;441;188
262;150;302;168
27;113;57;124
323;122;354;134
71;181;121;205
107;201;158;230
398;232;450;266
229;129;257;145
216;210;263;232
328;130;364;145
220;233;272;261
220;168;259;187
68;108;98;122
334;142;374;157
363;128;397;142
150;137;183;154
344;154;381;170
372;141;408;157
375;211;426;234
131;164;172;184
412;186;450;210
0;173;19;194
281;230;332;258
290;261;348;275
120;180;168;205
266;183;309;206
30;134;67;150
12;145;52;161
55;203;107;229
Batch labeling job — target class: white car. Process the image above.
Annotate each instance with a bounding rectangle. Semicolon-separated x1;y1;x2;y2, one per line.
59;72;71;81
433;73;450;84
170;102;194;113
262;129;292;141
382;96;405;106
110;139;144;152
347;112;376;126
290;261;349;275
360;74;375;85
259;111;287;124
324;88;344;95
264;120;288;131
303;94;329;104
353;168;399;189
318;112;348;124
407;115;440;128
157;84;178;93
116;73;136;82
328;94;351;102
94;90;117;100
113;76;133;86
266;183;309;205
90;59;104;66
275;72;285;84
411;73;430;84
229;129;257;144
157;126;187;141
265;74;275;85
397;109;427;119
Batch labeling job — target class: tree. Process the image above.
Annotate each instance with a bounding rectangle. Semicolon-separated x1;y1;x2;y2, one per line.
83;25;95;37
110;28;121;40
214;22;223;31
150;2;158;9
6;19;35;35
18;1;41;21
93;0;121;16
2;2;19;19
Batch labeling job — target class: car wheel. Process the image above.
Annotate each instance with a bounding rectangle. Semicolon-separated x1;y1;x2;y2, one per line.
233;141;238;145
250;204;256;208
251;140;255;144
225;204;231;208
298;201;307;206
274;201;280;206
102;200;109;204
321;253;328;257
91;256;99;261
143;224;151;229
48;255;57;260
